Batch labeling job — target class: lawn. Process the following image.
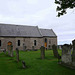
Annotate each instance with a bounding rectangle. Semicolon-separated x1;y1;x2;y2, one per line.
0;50;75;75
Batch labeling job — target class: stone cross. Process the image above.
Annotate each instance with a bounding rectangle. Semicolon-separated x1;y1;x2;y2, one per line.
16;48;19;62
40;46;45;59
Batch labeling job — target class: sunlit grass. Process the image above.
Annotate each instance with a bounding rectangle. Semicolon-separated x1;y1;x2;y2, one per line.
0;50;75;75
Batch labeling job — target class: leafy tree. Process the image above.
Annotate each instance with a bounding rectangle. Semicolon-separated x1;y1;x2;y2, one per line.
55;0;75;17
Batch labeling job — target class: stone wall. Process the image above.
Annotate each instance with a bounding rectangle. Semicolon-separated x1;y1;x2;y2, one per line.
0;37;16;50
0;37;57;50
43;37;57;49
0;37;44;50
30;38;44;49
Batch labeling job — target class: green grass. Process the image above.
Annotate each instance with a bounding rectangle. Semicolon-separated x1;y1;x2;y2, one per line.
0;50;75;75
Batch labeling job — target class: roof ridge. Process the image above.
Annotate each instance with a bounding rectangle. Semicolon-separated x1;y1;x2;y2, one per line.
40;28;52;30
0;23;36;27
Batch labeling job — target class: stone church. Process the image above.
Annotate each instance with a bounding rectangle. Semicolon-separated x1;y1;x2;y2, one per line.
0;23;57;50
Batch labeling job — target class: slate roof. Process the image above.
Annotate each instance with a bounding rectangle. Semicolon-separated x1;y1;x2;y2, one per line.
39;29;57;37
0;23;42;37
0;23;57;37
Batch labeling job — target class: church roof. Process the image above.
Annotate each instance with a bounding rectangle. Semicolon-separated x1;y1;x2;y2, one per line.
39;29;57;37
0;23;42;37
0;23;57;37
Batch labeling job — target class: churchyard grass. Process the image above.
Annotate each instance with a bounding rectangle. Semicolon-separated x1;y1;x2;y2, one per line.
0;50;75;75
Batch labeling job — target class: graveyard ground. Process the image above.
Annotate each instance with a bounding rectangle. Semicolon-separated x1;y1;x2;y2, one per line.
0;50;75;75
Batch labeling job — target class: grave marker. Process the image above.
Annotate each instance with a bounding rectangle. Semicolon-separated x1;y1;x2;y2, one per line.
7;41;13;57
16;48;19;62
52;44;59;58
40;46;45;59
72;40;75;66
61;44;72;64
22;61;26;69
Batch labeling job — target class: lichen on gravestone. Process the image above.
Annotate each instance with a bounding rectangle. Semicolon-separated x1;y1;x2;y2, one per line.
61;44;72;64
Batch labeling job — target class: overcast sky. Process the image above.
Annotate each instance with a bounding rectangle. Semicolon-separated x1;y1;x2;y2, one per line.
0;0;75;45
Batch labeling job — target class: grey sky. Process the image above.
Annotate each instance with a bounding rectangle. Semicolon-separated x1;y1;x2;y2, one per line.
0;0;75;45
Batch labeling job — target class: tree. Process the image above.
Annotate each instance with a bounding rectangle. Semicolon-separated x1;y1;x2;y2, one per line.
55;0;75;17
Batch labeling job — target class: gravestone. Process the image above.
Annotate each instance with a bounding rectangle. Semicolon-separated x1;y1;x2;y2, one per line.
22;61;26;69
72;40;75;66
61;44;72;64
40;46;45;59
52;44;59;58
0;49;6;54
3;49;6;54
16;48;19;62
7;42;13;57
32;46;34;51
23;44;27;51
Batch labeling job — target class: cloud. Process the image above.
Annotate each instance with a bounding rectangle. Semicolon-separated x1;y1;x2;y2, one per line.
0;0;75;45
26;0;38;4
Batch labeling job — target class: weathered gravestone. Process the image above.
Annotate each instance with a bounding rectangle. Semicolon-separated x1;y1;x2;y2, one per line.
16;48;19;62
3;49;6;54
61;44;72;64
32;46;34;51
72;40;75;66
22;61;26;69
7;41;13;57
40;46;45;59
0;49;6;54
52;44;60;58
23;44;27;51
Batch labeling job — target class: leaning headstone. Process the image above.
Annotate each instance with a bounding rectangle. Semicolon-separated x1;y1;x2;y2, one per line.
16;48;19;62
22;61;26;69
52;44;59;58
72;40;75;66
61;44;72;64
40;46;45;59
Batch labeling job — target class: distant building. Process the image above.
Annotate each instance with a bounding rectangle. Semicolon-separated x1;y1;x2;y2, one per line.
0;23;57;50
